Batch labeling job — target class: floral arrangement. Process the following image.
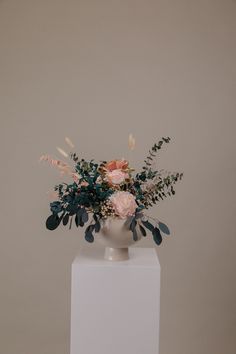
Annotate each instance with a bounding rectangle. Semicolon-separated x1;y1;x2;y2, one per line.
40;135;183;245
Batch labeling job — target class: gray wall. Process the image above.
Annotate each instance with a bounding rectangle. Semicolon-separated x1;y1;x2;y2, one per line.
0;1;235;353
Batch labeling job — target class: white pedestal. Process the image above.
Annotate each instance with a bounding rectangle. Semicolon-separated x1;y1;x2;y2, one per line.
70;247;160;354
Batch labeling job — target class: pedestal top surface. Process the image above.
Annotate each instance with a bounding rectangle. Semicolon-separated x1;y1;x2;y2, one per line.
73;247;160;268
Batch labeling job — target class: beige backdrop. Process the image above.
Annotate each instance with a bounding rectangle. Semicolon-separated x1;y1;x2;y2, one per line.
0;0;236;353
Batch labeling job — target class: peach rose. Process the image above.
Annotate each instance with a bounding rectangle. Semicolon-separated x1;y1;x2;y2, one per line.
110;191;137;218
106;169;129;185
105;159;129;172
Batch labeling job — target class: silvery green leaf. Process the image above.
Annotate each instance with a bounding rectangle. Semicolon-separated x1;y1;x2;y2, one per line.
158;222;170;235
152;227;162;245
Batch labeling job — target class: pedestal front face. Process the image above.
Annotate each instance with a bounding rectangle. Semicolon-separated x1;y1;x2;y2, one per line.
70;248;160;354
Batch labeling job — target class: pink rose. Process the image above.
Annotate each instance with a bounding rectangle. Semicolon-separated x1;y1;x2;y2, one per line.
106;169;128;185
110;191;137;218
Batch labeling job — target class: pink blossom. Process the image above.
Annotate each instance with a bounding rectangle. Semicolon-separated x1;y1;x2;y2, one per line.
109;191;137;218
106;169;128;185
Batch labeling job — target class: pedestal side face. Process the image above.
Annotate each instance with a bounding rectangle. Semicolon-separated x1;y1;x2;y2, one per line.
70;248;160;354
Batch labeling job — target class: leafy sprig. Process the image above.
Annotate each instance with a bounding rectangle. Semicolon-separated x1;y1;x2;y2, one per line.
143;136;171;171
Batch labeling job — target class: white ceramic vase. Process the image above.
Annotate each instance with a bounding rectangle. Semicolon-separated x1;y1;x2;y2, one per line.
96;216;142;261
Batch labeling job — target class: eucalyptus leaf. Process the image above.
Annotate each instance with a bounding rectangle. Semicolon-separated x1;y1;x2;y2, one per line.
77;207;84;218
85;231;94;243
141;220;154;232
79;220;84;227
85;224;95;233
50;201;62;214
46;214;60;231
139;224;147;237
75;214;79;227
82;210;89;223
63;213;69;226
94;221;101;233
158;222;170;235
133;227;138;241
152;227;162;245
69;217;73;230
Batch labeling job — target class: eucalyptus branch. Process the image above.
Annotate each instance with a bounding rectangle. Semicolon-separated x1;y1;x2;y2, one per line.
143;137;171;171
141;171;183;208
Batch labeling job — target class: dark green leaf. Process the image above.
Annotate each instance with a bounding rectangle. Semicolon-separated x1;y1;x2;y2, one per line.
152;227;162;245
85;231;94;243
46;214;60;230
75;214;79;227
79;220;84;227
158;222;170;235
85;224;95;233
94;221;101;233
69;217;73;230
75;210;82;225
63;213;69;226
141;220;154;232
133;227;138;241
77;207;84;218
139;224;147;237
50;201;62;214
82;210;89;223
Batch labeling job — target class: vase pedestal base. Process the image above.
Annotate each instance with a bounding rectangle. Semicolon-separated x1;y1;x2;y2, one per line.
70;247;160;354
104;247;129;261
